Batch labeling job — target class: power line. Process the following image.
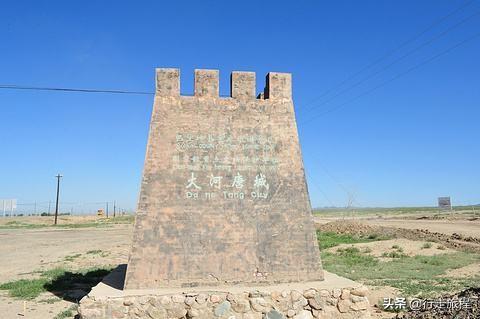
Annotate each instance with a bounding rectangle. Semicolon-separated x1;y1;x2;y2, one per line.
300;9;480;118
0;4;475;102
0;84;154;95
306;172;336;207
305;151;358;205
298;0;477;115
300;31;480;125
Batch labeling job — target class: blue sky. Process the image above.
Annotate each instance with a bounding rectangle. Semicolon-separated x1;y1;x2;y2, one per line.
0;0;479;212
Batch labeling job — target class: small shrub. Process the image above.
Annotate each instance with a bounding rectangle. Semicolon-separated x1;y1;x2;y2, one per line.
391;245;404;252
54;305;78;319
362;247;372;253
344;246;361;254
437;245;446;250
382;251;407;258
64;253;82;262
86;250;103;255
422;242;433;249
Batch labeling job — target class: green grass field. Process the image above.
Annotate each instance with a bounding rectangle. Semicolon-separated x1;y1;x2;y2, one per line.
317;231;392;249
318;232;480;297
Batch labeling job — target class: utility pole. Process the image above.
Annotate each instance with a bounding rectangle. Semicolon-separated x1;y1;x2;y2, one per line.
54;174;63;225
48;200;51;215
106;202;109;218
113;200;116;218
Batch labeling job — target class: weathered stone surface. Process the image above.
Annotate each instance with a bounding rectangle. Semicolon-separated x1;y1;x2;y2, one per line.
146;306;166;319
271;291;282;301
293;310;313;319
196;294;208;304
250;297;270;312
124;68;323;289
317;306;340;319
172;294;185;303
272;297;290;312
214;301;231;317
210;294;222;303
79;286;371;319
332;289;342;298
159;295;171;306
79;308;102;318
111;309;125;319
350;295;365;303
303;289;317;299
351;286;368;297
327;297;338;306
291;290;303;302
231;298;251;313
350;300;369;311
167;305;187;318
265;309;285;319
308;295;326;310
292;297;308;310
340;289;350;300
337;299;352;313
185;296;195;306
187;308;199;317
77;71;372;319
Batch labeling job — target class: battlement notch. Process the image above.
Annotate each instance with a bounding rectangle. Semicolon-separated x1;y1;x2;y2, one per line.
154;68;292;101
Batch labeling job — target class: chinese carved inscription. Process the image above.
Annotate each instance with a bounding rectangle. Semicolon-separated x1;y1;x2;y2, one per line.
175;132;276;201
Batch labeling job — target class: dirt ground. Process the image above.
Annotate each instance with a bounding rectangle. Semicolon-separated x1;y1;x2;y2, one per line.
0;223;132;319
315;216;480;238
1;214;480;318
325;238;455;258
0;226;132;284
361;219;480;238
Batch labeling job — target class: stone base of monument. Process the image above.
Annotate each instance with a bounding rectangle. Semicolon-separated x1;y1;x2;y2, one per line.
78;265;371;319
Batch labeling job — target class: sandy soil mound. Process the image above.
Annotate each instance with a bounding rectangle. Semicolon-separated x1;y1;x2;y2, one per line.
316;221;480;253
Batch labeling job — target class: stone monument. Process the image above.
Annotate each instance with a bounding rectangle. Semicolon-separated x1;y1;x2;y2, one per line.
78;68;371;319
124;68;323;289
